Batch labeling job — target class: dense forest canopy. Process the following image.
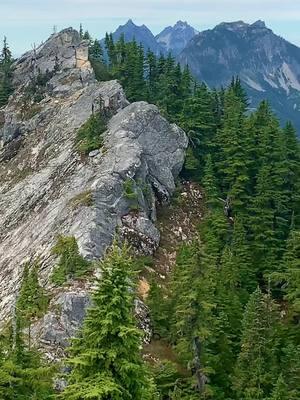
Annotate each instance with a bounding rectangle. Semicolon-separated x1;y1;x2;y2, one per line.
0;32;299;399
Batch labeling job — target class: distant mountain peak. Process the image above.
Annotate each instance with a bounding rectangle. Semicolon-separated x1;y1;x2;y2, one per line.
175;20;189;27
251;20;266;28
156;20;198;56
126;19;135;25
217;20;249;30
101;19;162;55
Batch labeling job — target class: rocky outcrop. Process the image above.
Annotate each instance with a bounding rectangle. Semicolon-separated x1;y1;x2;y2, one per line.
0;28;188;348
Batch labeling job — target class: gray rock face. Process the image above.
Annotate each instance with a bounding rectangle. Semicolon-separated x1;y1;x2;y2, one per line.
0;28;188;344
31;290;91;360
13;28;91;86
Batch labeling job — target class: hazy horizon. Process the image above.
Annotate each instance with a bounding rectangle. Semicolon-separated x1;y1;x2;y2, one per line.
1;0;300;56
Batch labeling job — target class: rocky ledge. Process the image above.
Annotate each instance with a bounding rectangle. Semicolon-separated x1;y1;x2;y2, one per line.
0;28;187;352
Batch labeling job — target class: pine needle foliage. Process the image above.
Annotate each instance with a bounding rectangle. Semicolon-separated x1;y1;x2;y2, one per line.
59;242;157;400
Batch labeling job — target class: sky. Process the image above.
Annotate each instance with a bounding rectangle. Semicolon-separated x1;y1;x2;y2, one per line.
1;0;300;56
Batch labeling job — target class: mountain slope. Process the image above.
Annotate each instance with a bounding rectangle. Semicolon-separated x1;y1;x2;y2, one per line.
178;20;300;131
156;20;198;56
0;28;187;350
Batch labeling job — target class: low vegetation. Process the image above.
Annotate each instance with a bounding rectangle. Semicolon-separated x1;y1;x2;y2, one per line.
69;190;94;208
123;178;139;210
51;235;92;285
76;112;107;154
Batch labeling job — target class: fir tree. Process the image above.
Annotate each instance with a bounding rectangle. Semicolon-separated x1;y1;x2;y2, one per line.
232;287;280;399
59;243;156;400
215;86;250;212
269;375;289;400
0;36;13;107
202;154;219;207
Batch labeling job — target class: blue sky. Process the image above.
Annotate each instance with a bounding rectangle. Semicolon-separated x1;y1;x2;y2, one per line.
1;0;300;56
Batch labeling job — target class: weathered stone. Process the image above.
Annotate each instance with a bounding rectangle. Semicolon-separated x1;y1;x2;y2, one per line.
13;28;92;87
0;29;188;351
120;213;160;255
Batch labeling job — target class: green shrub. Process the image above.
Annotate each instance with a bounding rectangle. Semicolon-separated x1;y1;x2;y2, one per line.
76;113;107;154
51;235;92;285
123;178;139;210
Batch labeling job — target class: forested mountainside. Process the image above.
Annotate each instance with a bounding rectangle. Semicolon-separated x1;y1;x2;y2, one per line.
103;19;300;133
0;27;299;399
178;20;300;132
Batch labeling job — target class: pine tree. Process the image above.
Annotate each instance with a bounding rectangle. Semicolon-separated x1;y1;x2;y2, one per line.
269;375;289;400
79;24;84;39
16;262;48;326
211;246;243;399
272;229;300;315
59;243;156;400
249;164;278;274
232;287;280;399
180;84;216;178
202;154;219;207
0;278;54;399
0;36;13;107
89;40;103;61
215;86;250;212
231;219;256;295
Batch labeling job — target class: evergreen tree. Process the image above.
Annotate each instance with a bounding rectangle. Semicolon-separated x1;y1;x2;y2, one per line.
16;262;48;327
232;287;280;399
269;375;289;400
215;86;250;212
202;154;219;207
272;229;300;315
79;24;84;39
0;36;13;107
180;83;216;174
89;39;103;61
59;243;156;400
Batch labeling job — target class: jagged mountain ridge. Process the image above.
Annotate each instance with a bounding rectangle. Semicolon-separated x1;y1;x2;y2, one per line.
0;28;187;354
178;20;300;130
100;19;163;55
100;19;198;56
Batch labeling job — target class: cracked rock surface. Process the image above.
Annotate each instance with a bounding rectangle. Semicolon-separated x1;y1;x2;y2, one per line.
0;28;187;351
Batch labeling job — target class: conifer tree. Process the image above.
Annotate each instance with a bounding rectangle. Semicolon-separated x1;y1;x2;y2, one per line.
60;243;156;400
202;154;219;207
16;262;48;326
272;229;300;315
215;87;250;212
79;24;84;39
269;375;289;400
89;39;103;61
0;36;13;107
180;84;216;178
231;219;256;295
232;287;280;399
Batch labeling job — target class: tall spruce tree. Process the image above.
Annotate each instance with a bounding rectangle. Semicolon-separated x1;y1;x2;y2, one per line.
0;36;13;107
232;287;280;399
59;243;156;400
